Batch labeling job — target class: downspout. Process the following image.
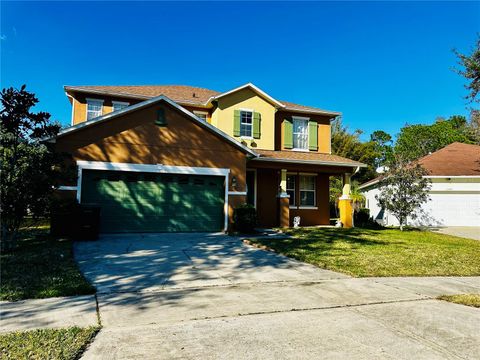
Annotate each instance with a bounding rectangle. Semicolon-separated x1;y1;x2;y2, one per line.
66;93;75;126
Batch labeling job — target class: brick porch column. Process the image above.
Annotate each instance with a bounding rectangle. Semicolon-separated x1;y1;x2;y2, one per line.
278;169;290;228
339;172;353;228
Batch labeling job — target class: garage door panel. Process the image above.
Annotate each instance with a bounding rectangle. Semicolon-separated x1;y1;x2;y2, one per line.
81;170;225;233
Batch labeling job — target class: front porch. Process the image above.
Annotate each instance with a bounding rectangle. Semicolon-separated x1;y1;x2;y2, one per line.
246;150;365;228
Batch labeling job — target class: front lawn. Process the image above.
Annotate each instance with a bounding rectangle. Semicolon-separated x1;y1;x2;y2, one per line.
0;326;99;360
438;294;480;308
248;227;480;277
0;221;95;301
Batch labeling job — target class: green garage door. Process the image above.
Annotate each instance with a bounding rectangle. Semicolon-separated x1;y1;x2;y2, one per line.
81;170;225;233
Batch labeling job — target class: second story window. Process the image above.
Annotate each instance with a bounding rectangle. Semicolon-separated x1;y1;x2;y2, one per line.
293;117;309;150
240;110;253;137
86;99;103;120
112;101;129;112
193;111;208;122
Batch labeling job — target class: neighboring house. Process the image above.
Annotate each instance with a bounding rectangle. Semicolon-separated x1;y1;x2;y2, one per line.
50;83;364;233
360;142;480;227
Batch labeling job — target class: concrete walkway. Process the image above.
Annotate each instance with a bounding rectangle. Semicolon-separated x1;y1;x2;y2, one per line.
0;295;98;332
75;234;480;359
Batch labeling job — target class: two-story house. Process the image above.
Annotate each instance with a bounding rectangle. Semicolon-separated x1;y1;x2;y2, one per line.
50;83;364;233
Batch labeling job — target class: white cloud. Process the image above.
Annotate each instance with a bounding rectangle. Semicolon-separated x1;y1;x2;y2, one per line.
0;35;6;41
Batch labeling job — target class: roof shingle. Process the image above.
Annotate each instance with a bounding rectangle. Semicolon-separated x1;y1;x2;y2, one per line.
253;149;365;167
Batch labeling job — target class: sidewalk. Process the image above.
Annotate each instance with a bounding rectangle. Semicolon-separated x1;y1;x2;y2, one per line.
0;295;98;332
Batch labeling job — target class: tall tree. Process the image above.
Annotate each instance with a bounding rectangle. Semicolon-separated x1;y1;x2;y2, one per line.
454;36;480;104
375;156;431;231
394;115;479;161
0;85;60;250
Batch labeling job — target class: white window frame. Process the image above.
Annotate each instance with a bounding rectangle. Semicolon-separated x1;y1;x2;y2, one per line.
292;116;310;151
239;108;253;139
112;101;129;112
286;173;296;208
193;110;209;121
86;98;104;121
299;173;317;209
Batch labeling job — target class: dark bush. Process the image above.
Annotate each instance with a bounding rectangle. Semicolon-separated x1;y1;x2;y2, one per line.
234;204;257;233
354;208;370;227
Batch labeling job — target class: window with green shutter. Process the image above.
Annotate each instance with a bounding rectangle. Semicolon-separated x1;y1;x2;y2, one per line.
253;112;261;139
283;118;293;149
308;121;318;151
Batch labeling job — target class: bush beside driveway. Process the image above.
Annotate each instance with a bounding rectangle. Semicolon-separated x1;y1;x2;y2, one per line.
248;227;480;277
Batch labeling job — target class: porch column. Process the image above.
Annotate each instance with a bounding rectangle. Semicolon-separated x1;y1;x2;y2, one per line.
278;169;290;228
339;172;353;228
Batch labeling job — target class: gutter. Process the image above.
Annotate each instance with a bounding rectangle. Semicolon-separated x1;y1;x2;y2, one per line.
250;157;366;168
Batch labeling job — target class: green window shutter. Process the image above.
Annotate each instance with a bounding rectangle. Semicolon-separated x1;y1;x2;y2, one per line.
253;112;261;139
233;110;241;136
283;118;293;149
308;121;318;151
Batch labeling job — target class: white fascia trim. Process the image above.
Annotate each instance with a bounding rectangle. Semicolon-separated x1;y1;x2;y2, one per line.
48;95;258;157
66;93;75;126
76;161;230;176
251;157;366;168
284;107;341;117
228;191;247;196
76;161;231;232
209;83;286;109
58;186;78;191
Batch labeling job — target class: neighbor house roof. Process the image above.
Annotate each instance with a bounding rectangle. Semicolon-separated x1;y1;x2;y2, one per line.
64;83;341;117
252;149;366;168
359;142;480;189
48;95;258;157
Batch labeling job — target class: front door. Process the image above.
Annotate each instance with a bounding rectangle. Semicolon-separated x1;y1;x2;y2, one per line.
246;170;256;207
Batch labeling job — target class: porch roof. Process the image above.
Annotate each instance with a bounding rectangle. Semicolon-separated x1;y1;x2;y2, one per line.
250;149;366;168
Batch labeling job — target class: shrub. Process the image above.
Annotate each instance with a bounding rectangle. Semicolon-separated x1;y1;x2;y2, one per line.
354;208;370;226
234;204;257;233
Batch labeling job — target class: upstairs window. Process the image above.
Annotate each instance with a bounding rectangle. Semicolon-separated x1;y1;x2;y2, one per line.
299;175;316;207
240;110;253;138
86;99;103;120
293;117;309;150
112;101;129;112
193;111;208;121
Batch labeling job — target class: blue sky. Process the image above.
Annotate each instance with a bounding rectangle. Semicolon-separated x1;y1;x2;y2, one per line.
1;1;479;140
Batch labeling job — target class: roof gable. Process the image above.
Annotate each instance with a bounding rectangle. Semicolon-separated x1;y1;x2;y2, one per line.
51;95;257;157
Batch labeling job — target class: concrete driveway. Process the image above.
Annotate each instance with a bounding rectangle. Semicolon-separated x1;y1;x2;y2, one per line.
75;233;480;359
431;226;480;241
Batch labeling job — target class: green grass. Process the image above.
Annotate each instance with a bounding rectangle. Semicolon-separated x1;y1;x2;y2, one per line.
0;326;99;360
249;227;480;277
0;221;95;301
438;294;480;308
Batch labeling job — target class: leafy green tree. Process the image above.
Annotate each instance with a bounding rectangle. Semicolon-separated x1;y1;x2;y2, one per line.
375;156;431;231
370;130;393;169
394;115;478;161
454;36;480;104
0;85;60;250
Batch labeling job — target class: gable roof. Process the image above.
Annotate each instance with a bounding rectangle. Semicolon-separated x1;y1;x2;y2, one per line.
49;95;258;157
359;142;480;189
64;83;341;117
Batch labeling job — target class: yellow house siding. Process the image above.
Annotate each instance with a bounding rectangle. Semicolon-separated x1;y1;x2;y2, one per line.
211;88;276;150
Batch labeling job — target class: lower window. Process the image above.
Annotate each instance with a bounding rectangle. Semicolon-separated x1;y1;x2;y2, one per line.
286;175;295;206
299;175;316;207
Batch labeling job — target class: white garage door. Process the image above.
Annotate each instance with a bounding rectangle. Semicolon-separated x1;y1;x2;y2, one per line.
417;193;480;226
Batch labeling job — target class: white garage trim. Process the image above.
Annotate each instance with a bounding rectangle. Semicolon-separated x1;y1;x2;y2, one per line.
76;160;231;232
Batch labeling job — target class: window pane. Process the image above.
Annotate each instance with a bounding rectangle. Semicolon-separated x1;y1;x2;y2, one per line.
113;103;128;112
293;119;308;149
300;191;315;206
286;175;295;190
287;190;295;205
240;111;253;137
300;176;315;190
